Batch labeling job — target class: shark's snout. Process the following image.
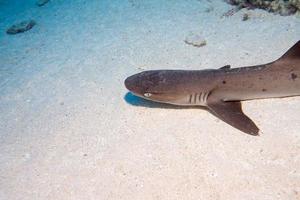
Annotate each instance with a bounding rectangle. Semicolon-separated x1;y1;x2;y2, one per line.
124;75;135;91
125;70;163;96
125;74;142;95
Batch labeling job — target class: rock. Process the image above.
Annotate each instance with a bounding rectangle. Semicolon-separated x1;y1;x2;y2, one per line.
184;33;207;47
36;0;50;7
6;20;36;35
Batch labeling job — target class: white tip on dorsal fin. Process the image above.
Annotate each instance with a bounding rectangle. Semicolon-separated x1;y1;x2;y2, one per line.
278;41;300;61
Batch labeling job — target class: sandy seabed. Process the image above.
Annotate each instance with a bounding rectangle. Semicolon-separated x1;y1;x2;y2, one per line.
0;0;300;199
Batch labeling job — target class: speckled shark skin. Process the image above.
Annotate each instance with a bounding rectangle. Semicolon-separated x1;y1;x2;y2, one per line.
125;41;300;136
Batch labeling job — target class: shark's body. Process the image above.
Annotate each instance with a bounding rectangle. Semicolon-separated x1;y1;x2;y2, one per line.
124;41;300;135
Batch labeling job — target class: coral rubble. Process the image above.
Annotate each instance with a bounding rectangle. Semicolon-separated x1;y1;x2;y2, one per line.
184;33;207;47
225;0;300;16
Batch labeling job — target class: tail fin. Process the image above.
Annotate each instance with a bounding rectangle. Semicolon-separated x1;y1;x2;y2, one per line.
277;41;300;61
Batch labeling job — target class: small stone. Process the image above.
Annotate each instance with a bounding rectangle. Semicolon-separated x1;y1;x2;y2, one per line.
184;33;207;47
36;0;50;7
204;6;214;13
242;13;249;21
6;20;36;35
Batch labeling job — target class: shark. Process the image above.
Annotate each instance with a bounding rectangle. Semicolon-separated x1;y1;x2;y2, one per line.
124;41;300;136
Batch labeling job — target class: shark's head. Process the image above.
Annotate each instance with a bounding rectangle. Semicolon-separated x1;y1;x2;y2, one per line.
125;70;185;104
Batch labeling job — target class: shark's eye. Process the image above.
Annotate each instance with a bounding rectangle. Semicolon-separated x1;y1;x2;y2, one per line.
144;93;152;97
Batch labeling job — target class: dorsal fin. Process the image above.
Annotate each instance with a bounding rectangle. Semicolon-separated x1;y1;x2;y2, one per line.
219;65;231;70
278;41;300;61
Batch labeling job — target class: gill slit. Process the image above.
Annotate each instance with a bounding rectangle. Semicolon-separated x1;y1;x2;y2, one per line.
203;92;207;102
188;92;209;104
188;94;193;104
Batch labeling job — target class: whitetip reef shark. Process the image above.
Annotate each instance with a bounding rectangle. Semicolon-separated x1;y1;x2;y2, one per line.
124;41;300;136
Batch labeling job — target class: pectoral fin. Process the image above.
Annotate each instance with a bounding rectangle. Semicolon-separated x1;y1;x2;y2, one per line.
207;100;260;136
